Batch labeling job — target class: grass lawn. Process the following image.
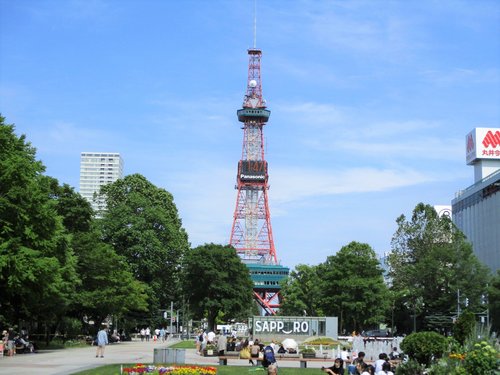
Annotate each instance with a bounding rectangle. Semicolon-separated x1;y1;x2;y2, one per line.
168;341;197;349
72;341;350;374
72;364;331;375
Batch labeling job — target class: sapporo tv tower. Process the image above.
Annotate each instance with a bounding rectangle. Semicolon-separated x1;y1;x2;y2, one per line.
229;39;289;315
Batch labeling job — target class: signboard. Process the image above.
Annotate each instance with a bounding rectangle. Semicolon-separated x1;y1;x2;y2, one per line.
433;205;452;218
254;320;309;335
248;316;338;341
466;128;500;165
239;160;267;182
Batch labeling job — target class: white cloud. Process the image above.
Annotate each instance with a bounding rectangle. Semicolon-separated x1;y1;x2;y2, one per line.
273;101;464;162
271;166;432;204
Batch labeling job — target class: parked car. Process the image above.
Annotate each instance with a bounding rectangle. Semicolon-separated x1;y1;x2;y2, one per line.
364;329;391;337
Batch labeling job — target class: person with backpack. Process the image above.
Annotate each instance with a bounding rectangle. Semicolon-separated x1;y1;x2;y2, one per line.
195;330;204;355
262;343;278;374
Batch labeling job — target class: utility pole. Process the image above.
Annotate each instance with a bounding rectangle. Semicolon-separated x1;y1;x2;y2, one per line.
457;289;461;317
169;301;173;335
413;302;417;332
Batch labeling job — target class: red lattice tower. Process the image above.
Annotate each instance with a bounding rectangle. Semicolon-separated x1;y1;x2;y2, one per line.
230;48;277;265
229;49;289;315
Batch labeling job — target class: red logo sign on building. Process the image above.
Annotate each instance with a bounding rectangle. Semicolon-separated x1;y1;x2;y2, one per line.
482;130;500;148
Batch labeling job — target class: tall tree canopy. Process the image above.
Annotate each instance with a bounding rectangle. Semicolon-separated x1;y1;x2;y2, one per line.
183;243;254;330
52;182;94;233
99;174;189;319
279;264;322;317
0;117;79;328
388;203;490;333
51;182;149;333
317;241;389;334
71;228;149;330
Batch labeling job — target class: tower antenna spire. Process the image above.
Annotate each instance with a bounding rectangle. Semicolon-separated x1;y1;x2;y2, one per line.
253;0;257;48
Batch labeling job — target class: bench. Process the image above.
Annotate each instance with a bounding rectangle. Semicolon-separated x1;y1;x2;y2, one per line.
258;356;330;368
218;355;331;368
218;353;241;365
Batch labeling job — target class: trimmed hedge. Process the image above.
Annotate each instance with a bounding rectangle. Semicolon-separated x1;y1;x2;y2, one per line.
400;331;447;366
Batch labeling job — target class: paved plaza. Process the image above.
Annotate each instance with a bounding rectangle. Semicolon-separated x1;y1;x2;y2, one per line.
0;338;331;374
0;338;205;375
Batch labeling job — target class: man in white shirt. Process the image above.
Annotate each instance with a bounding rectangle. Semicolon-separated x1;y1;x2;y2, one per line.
374;353;389;373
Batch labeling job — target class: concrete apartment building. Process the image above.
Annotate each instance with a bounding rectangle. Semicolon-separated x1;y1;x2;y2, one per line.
79;152;123;214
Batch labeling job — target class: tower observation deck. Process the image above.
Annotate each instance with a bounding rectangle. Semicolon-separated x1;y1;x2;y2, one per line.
229;48;289;315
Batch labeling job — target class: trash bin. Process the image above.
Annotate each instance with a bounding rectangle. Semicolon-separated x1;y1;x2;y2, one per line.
153;348;186;364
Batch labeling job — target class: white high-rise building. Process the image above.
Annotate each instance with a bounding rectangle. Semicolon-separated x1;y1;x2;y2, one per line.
79;152;124;214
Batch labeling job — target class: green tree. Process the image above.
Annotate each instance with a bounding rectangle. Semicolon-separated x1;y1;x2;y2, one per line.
488;271;500;333
71;228;149;331
51;182;149;333
183;243;253;330
0;116;79;332
453;310;476;345
317;241;389;334
388;203;490;334
52;182;94;233
279;264;322;316
99;174;189;321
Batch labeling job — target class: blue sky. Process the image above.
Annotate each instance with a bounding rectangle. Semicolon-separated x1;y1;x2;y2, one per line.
1;0;499;269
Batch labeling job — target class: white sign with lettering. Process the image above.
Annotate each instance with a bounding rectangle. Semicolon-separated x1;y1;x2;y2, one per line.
254;320;309;334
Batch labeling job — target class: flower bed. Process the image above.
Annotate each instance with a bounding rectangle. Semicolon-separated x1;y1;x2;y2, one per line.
122;364;217;375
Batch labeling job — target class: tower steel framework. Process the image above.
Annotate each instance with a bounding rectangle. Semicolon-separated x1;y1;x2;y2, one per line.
229;48;289;315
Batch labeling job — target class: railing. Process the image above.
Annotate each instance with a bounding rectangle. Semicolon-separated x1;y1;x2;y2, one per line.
455;168;500;198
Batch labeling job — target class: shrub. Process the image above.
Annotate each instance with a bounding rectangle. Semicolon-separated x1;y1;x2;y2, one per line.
462;341;499;375
400;331;447;367
301;348;316;354
427;357;467;375
395;359;425;375
303;337;339;345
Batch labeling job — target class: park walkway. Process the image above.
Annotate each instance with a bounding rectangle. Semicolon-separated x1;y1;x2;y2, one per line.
0;337;331;374
0;337;205;375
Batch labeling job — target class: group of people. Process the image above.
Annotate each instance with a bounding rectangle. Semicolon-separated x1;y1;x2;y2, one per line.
195;331;278;374
322;349;399;375
193;329;402;375
2;328;35;356
138;327;169;343
239;338;278;374
2;328;17;357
